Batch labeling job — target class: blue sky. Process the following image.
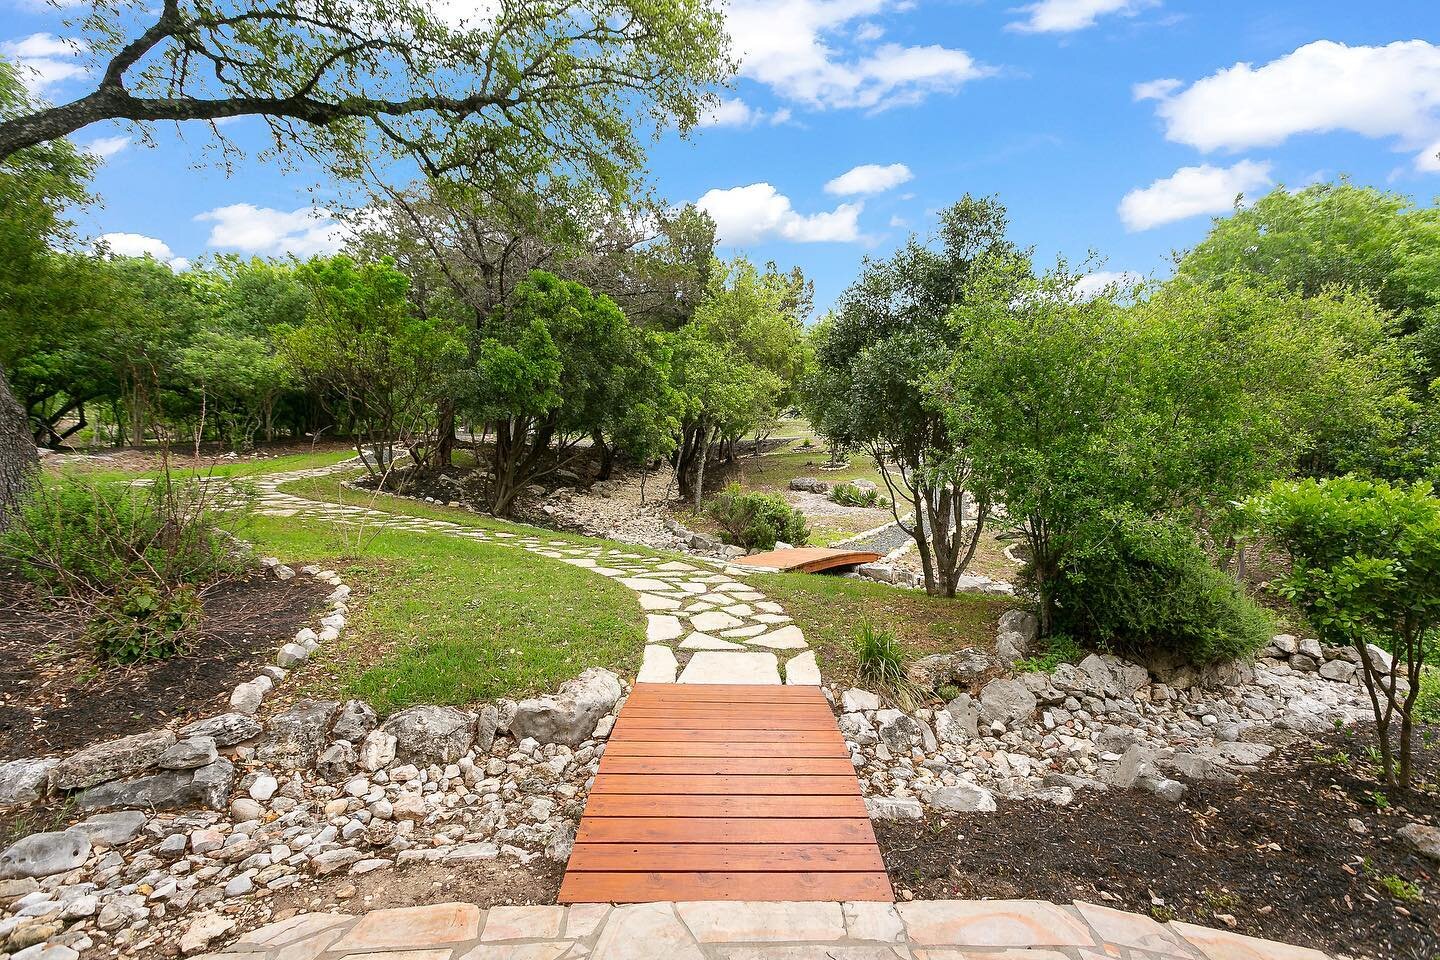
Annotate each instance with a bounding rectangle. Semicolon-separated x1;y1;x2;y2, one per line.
2;0;1437;313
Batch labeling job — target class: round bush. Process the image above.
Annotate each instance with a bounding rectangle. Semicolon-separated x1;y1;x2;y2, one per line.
706;484;810;551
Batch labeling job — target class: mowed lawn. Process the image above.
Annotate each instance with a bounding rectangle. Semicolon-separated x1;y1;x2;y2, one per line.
246;514;646;713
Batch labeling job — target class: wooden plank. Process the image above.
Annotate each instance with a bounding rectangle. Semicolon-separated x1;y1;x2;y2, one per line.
567;843;886;873
619;704;828;716
613;716;837;731
581;794;869;819
602;740;851;759
598;757;857;776
602;728;844;743
558;870;893;904
631;683;820;699
591;774;860;796
576;817;878;845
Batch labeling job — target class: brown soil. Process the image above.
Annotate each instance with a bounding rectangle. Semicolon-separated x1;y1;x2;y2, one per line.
272;858;564;916
877;731;1439;960
0;571;330;760
47;439;355;474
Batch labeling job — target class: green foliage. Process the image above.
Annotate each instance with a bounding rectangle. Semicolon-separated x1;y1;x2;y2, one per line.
1372;873;1423;903
1050;510;1272;666
853;624;921;707
1;475;243;596
1014;634;1084;673
706;483;809;551
1248;476;1440;789
830;482;886;508
1416;668;1440;725
89;582;203;664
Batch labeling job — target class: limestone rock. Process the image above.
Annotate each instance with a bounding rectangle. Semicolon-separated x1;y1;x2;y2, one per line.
158;737;218;770
978;677;1037;724
75;759;235;813
1399;822;1440;862
358;731;397;772
257;700;340;768
0;758;57;808
841;688;882;712
997;608;1040;646
74;811;146;846
929;782;997;813
316;741;357;780
177;713;261;748
864;796;923;820
0;829;91;879
332;700;378;742
381;705;476;764
509;668;622;747
51;730;176;791
906;649;991;689
789;477;829;493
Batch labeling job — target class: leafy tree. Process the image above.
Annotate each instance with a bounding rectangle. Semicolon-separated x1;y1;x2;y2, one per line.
0;0;732;203
176;328;291;450
1248;476;1440;791
280;255;466;475
807;196;1027;596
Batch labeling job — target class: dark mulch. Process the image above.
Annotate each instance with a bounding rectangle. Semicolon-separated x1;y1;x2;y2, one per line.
878;730;1439;960
0;571;330;761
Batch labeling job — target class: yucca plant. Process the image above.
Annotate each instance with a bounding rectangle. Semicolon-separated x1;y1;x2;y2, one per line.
854;623;923;709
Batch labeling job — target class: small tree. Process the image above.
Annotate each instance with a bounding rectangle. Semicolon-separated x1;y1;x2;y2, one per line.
1248;476;1440;791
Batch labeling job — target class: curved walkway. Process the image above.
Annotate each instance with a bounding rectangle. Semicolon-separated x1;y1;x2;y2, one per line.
251;464;819;686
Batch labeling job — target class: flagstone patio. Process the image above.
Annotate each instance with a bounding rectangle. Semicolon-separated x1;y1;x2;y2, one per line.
206;899;1333;960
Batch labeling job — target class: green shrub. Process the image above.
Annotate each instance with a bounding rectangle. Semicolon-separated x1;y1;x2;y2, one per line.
1417;668;1440;726
706;484;809;550
854;623;922;708
89;582;203;663
831;482;888;509
1015;633;1084;673
1049;509;1272;666
1;474;245;596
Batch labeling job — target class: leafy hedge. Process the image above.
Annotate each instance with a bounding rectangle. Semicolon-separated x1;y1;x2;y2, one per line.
707;484;809;551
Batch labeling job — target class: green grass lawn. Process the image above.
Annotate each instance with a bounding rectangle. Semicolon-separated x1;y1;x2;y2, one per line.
245;514;645;714
55;449;356;484
754;571;1009;683
730;450;887;497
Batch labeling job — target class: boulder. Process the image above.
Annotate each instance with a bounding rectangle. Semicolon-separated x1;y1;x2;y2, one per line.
906;649;991;689
929;782;996;813
51;730;177;791
229;682;264;715
74;811;147;846
0;758;58;808
864;796;923;820
994;631;1028;665
257;700;340;768
978;677;1037;724
316;741;357;780
474;704;502;755
332;700;378;742
856;563;898;584
358;731;397;772
276;643;309;668
788;477;829;494
0;830;91;879
1271;634;1299;655
381;706;476;764
1317;659;1357;683
841;688;882;712
177;713;261;748
1399;822;1440;862
158;737;218;770
1298;637;1324;659
508;668;623;747
940;694;980;740
74;759;235;813
837;712;878;747
875;711;931;754
997;609;1040;646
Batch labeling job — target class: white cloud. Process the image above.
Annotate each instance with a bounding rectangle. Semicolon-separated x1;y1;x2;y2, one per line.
82;135;131;159
94;232;188;271
196;204;347;257
698;98;792;128
1009;0;1156;33
888;215;908;228
1419;139;1440;174
1148;40;1440;172
825;162;912;195
1;33;88;95
725;1;990;110
1074;270;1143;298
1118;160;1272;231
695;183;863;244
1132;77;1180;101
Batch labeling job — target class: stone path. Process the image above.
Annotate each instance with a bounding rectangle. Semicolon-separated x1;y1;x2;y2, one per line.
250;465;820;686
205;898;1333;960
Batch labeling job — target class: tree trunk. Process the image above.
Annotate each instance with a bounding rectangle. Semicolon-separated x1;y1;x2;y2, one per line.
0;365;39;530
434;400;457;473
593;431;614;481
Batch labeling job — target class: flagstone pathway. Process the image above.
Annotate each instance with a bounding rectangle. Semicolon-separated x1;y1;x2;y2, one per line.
250;464;820;686
205;898;1333;960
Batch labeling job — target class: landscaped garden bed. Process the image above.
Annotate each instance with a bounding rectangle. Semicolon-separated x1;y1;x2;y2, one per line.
877;730;1437;960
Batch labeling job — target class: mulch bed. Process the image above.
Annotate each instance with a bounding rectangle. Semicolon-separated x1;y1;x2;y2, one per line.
877;731;1438;960
0;571;330;761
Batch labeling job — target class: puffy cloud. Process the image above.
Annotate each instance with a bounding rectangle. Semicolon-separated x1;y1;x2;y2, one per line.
195;204;347;257
1;33;87;94
824;162;912;195
695;183;863;244
1132;77;1181;101
1118;160;1272;232
698;98;792;128
1009;0;1156;33
82;135;131;159
725;0;990;110
1147;40;1440;171
94;232;187;271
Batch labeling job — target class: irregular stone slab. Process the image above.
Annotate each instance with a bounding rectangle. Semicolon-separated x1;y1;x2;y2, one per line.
720;625;768;638
638;594;682;611
785;651;822;686
646;615;683;642
678;652;781;685
593;902;704;960
619;577;671;592
158;737;218;770
677;901;844;942
691;611;744;632
480;904;567;941
75;759;235;813
929;782;997;813
1074;901;1194;954
1170;921;1331;960
842;901;905;943
746;625;807;650
0;758;58;808
638;645;679;683
331;903;482;951
509;668;623;746
52;730;177;790
382;705;476;764
235;913;354;948
74;811;146;846
679;633;744;651
258;701;340;768
897;900;1094;946
0;829;90;879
